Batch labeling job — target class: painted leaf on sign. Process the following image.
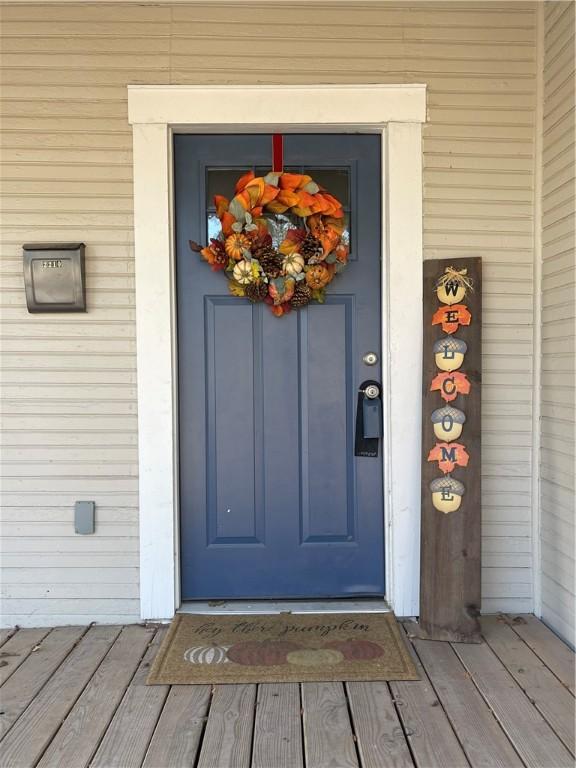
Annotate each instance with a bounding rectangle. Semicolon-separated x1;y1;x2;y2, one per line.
427;442;470;473
430;371;471;403
431;304;472;334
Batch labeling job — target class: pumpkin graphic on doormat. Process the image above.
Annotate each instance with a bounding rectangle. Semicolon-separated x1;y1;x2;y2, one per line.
325;639;384;661
184;645;231;665
226;640;301;666
189;170;348;317
286;648;344;667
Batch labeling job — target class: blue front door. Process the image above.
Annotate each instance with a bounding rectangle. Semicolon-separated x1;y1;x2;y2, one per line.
175;134;384;599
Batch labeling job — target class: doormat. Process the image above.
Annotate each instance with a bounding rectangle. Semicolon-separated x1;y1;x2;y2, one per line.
147;612;419;684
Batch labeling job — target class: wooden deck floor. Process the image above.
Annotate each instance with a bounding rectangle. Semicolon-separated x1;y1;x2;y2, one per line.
0;614;573;768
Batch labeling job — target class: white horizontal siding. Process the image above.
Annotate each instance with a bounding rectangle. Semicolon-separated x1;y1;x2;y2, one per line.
0;1;538;625
539;0;575;647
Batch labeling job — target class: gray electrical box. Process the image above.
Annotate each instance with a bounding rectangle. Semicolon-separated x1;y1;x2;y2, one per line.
75;501;95;535
23;243;86;312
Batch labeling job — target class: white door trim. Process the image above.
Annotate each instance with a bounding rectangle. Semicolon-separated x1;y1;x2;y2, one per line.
128;84;426;620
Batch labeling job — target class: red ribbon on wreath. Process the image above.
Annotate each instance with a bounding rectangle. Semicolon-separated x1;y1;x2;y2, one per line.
272;134;283;173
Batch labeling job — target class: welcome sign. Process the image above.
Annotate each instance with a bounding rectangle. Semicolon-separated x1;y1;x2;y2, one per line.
420;257;482;643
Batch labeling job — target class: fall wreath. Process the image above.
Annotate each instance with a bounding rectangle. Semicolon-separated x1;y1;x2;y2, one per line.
190;170;349;317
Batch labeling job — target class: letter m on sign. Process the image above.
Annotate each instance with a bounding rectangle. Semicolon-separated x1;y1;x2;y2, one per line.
440;445;457;463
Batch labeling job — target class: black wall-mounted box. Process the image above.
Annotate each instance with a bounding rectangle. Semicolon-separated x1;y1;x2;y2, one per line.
23;243;86;313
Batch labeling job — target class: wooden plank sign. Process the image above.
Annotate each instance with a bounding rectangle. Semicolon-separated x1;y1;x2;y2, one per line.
420;257;482;642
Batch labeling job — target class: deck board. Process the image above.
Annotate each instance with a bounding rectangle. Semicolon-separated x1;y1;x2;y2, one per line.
0;626;87;739
389;634;471;768
142;684;212;768
481;616;575;755
453;639;574;768
346;681;414;768
37;625;154;768
252;683;304;768
0;627;51;686
302;682;359;768
413;638;523;768
90;627;169;768
0;615;572;768
506;614;575;695
0;629;17;648
0;625;120;768
196;684;257;768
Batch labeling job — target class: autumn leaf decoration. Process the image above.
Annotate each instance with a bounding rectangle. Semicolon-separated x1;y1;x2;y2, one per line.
428;442;470;473
432;304;472;334
190;170;349;316
430;371;471;403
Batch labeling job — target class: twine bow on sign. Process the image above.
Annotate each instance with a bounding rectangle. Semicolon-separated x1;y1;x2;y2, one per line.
435;266;474;293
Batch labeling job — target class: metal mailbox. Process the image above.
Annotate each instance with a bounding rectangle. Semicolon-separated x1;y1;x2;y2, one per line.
23;243;86;312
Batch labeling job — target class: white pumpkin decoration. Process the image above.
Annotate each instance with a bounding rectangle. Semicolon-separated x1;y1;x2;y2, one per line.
184;645;231;665
232;260;253;285
283;252;305;276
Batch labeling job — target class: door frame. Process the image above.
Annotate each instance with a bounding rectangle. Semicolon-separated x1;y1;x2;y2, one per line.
128;84;427;621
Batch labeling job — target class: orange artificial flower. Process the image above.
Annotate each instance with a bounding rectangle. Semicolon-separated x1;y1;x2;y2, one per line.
199;240;227;272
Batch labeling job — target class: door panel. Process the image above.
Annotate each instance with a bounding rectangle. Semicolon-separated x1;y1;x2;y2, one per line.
175;134;384;599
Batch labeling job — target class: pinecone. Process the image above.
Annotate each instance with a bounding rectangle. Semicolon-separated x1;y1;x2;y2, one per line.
290;283;312;308
254;245;283;278
300;233;324;264
245;281;268;303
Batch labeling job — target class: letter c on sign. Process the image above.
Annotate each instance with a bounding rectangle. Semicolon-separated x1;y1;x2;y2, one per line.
442;376;456;396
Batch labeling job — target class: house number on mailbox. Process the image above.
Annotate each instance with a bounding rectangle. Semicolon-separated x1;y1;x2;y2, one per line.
41;259;64;269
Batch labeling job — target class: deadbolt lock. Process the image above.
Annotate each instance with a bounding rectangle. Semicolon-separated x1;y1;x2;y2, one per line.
363;352;378;366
